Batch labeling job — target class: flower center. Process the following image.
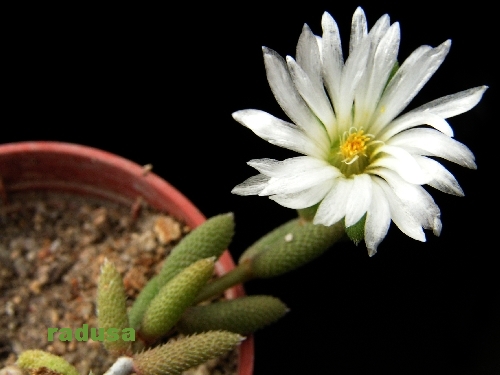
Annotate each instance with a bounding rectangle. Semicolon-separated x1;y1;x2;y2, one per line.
339;129;371;164
326;128;381;177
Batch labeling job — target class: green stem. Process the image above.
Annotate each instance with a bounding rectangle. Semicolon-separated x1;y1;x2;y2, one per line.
296;204;319;222
194;261;254;304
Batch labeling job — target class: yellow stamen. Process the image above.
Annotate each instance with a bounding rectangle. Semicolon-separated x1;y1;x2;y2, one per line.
339;129;371;164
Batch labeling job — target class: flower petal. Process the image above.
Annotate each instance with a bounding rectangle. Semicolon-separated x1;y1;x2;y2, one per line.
379;86;489;140
336;35;371;130
321;11;343;139
247;156;329;177
379;111;454;141
354;22;400;128
372;168;441;235
349;7;367;54
370;40;451;134
270;179;334;209
232;174;270;196
296;24;323;90
373;177;426;242
287;56;336;129
414;155;464;196
367;13;390;44
370;145;430;184
387;128;476;169
407;85;488;119
260;164;340;196
232;109;328;159
262;47;329;147
364;178;391;256
344;174;373;227
314;177;351;226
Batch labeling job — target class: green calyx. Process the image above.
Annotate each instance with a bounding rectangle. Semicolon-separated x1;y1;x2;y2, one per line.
128;213;235;329
97;259;131;355
139;258;215;342
17;350;79;375
178;295;288;335
133;331;243;375
345;213;366;245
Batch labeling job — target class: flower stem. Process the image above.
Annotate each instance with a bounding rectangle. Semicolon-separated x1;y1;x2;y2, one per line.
296;204;319;222
194;260;254;304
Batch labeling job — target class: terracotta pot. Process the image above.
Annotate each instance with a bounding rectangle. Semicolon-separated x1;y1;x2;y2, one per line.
0;141;254;375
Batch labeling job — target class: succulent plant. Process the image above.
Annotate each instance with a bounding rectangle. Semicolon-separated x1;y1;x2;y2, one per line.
12;213;290;375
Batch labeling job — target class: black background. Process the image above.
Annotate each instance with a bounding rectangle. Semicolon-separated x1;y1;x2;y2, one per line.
3;1;497;374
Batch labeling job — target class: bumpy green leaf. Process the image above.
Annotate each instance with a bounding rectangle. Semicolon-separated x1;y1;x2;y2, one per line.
178;295;288;335
129;213;234;329
97;259;131;355
157;213;234;285
239;219;298;263
133;331;243;375
140;258;214;341
128;275;160;330
17;351;79;375
241;218;344;278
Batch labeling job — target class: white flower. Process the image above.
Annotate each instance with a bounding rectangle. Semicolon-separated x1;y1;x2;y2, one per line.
231;7;487;256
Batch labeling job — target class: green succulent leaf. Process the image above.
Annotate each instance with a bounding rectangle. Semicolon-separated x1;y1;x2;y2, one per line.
133;331;243;375
97;259;131;355
139;258;215;341
128;275;160;330
157;213;234;285
16;350;79;375
239;219;298;263
241;218;344;278
178;295;288;335
129;213;234;329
